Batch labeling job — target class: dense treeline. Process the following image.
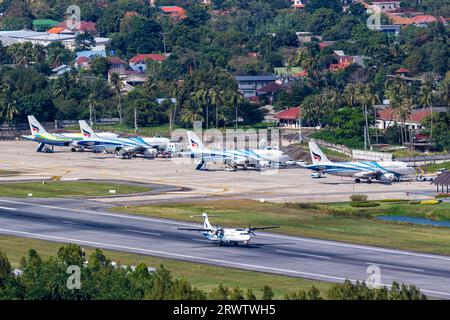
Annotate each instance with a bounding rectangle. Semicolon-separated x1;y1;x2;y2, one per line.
0;0;448;149
0;245;427;300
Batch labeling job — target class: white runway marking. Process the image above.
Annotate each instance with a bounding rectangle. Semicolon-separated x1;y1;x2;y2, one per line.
366;262;424;273
0;227;448;297
125;229;161;236
276;250;330;259
0;206;17;211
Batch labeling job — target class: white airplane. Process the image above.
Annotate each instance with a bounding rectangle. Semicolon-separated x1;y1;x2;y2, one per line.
306;142;416;183
178;213;279;246
186;131;289;170
75;121;158;158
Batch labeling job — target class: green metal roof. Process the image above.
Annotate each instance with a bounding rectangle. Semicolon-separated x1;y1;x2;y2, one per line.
32;19;60;27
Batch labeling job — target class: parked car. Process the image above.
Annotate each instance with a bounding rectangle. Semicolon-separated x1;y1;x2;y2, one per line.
296;160;307;167
416;174;434;182
285;160;297;166
436;168;448;175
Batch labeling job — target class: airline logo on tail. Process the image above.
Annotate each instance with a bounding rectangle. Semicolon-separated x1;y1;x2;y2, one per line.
31;124;40;133
190;139;199;149
311;151;322;162
82;129;91;138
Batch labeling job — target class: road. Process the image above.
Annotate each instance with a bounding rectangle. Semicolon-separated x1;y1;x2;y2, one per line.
0;197;449;298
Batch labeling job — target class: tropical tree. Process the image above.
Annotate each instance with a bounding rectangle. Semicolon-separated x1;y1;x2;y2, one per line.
419;81;435;139
110;72;123;124
180;100;203;127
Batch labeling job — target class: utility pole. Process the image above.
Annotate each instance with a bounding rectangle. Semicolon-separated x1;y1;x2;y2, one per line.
134;107;138;133
89;104;93;127
364;125;367;150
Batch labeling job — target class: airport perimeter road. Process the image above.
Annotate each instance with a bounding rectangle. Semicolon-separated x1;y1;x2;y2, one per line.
0;198;450;298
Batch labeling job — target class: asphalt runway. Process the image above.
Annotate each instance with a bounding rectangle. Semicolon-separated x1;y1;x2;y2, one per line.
0;197;449;298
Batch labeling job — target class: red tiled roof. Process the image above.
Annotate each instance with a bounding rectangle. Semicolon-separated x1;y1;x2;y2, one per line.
395;68;410;73
329;62;351;71
160;6;186;18
411;15;438;24
48;27;65;34
106;57;126;65
256;82;282;94
57;21;96;33
378;108;432;123
129;54;166;63
275;107;300;120
75;56;90;65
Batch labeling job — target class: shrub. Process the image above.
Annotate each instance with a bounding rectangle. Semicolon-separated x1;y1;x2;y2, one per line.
435;194;450;199
350;202;380;208
409;200;421;205
350;194;368;202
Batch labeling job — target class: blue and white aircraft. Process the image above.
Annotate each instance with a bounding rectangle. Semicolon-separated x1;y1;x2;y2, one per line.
306;142;416;183
178;213;279;246
76;120;158;158
186;131;289;170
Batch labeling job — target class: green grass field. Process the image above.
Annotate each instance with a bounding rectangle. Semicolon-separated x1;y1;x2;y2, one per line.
112;200;450;256
0;181;151;198
419;161;450;173
0;235;332;299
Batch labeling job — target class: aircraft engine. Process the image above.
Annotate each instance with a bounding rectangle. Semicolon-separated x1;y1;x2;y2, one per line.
378;173;396;182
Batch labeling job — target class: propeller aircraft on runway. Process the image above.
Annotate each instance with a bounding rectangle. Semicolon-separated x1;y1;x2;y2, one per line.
177;213;279;246
306;142;416;183
186;131;289;170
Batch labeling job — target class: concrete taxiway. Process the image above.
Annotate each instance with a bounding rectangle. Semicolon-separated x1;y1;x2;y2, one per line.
0;197;449;298
0;141;435;204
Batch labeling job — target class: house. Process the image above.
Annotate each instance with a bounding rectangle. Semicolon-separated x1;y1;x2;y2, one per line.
200;0;212;5
52;64;72;76
329;50;365;71
56;21;97;34
106;57;127;70
368;24;401;35
75;56;91;69
108;68;148;92
369;1;401;13
129;53;166;72
395;68;410;77
160;6;187;19
296;32;322;44
292;0;305;9
375;108;446;130
235;75;278;98
274;67;307;79
275;107;301;128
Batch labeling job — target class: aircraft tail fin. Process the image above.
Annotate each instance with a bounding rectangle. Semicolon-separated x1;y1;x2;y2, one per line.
309;142;331;165
79;120;99;139
27;116;49;136
187;131;208;151
202;213;213;230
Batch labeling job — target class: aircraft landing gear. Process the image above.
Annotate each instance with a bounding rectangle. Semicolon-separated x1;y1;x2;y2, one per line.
233;242;239;247
367;179;372;184
355;178;361;183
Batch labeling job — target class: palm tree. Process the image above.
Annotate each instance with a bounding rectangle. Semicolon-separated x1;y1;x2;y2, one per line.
437;76;450;111
110;72;123;124
344;83;358;108
355;83;371;149
419;81;435;139
52;73;72;100
0;97;19;125
180;100;203;127
227;90;243;129
209;87;223;128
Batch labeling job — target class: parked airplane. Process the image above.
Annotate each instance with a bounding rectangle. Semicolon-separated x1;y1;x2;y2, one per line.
22;116;76;152
186;131;289;170
76;121;158;158
306;142;416;183
178;213;279;246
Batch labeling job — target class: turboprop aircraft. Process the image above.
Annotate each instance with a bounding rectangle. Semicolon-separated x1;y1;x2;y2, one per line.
178;213;279;246
75;120;158;158
185;131;289;170
306;142;416;183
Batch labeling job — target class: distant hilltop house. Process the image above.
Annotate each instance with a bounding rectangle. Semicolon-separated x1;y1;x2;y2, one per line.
376;107;447;131
129;53;166;72
160;6;187;19
368;0;401;13
0;30;110;51
329;50;365;71
275;107;301;128
235;75;278;98
291;0;305;9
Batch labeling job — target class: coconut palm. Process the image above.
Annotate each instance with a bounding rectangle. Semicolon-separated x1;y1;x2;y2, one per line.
180;100;203;127
0;96;19;125
110;72;123;124
344;83;358;108
419;81;435;139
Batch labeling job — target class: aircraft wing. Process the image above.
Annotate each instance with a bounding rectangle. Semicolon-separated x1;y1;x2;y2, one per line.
249;226;280;232
177;228;213;232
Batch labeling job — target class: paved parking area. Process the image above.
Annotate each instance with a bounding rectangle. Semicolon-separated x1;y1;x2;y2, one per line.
0;141;435;203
